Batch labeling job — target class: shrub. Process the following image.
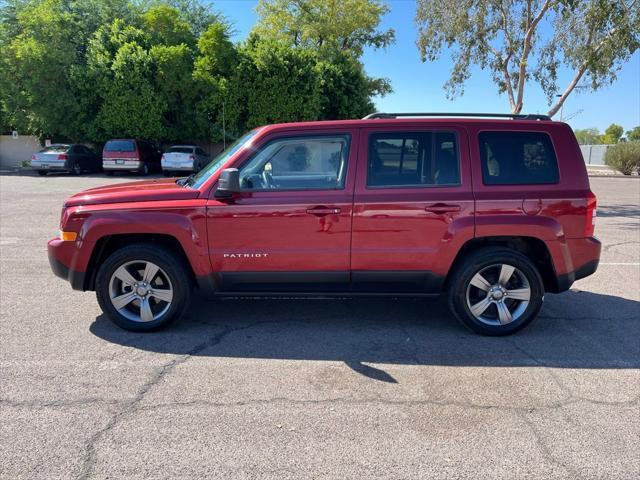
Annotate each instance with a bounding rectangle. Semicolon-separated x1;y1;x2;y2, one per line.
605;142;640;175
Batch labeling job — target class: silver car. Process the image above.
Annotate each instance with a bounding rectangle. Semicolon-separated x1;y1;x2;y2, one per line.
30;144;100;175
161;145;210;174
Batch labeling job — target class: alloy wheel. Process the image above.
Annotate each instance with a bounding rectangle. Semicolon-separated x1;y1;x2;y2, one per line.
108;260;173;323
465;263;531;326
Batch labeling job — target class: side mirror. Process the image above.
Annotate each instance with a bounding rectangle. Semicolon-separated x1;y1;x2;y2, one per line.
215;168;241;199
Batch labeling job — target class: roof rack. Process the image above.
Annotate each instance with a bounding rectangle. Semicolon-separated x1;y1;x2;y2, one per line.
362;112;551;121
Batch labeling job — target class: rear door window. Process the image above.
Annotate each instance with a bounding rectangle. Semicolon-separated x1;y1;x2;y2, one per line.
479;132;559;185
367;132;460;187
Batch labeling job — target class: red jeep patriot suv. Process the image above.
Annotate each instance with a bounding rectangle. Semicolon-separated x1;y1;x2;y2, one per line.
48;113;600;335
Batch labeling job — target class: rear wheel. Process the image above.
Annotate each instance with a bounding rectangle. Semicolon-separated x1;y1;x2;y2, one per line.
70;161;81;175
95;244;192;331
447;247;544;335
139;163;149;176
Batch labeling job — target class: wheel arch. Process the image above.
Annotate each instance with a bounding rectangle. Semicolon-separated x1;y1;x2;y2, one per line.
84;234;196;291
444;236;560;293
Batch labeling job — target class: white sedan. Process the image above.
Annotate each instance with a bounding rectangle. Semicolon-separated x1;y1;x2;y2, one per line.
161;145;210;174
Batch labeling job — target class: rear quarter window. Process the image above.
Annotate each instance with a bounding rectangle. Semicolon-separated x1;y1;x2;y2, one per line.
479;131;559;185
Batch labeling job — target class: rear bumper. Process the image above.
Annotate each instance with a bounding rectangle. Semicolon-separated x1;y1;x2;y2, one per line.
48;238;87;291
554;237;601;292
31;160;70;171
103;160;141;171
161;163;195;171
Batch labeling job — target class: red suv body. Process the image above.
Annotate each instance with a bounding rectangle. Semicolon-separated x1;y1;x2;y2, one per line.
48;114;600;335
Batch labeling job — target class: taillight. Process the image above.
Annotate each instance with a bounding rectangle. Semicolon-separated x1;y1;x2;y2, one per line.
585;192;597;237
57;153;68;160
31;154;36;161
188;155;195;161
161;154;166;160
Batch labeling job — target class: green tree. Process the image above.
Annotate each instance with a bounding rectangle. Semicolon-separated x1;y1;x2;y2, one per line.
192;22;238;141
0;0;81;139
625;126;640;142
0;0;134;140
601;123;624;144
574;128;602;145
254;0;394;57
224;38;323;135
313;51;391;119
142;4;195;47
223;36;390;137
85;6;224;143
415;0;640;117
162;0;228;37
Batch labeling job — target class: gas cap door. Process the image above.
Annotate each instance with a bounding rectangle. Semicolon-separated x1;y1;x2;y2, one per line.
522;198;542;216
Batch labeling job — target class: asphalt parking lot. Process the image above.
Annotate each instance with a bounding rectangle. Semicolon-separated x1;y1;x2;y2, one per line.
1;173;638;479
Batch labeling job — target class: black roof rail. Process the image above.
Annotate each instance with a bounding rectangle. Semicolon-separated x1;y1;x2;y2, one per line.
362;112;551;121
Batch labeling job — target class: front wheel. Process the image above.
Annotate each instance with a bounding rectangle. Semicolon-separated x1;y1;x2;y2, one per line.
95;244;192;331
447;247;544;335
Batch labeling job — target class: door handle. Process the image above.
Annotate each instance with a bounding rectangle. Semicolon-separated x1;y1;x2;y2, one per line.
424;203;461;214
306;206;341;216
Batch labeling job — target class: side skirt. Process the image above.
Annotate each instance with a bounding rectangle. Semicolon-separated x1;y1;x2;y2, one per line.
196;270;444;299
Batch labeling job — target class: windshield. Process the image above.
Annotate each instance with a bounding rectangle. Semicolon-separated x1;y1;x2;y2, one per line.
167;146;195;154
186;130;260;188
104;140;135;152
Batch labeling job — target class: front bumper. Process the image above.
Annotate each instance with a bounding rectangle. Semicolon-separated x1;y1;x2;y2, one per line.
48;237;87;290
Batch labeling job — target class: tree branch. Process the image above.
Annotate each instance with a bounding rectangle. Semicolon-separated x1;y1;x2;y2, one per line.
514;0;552;113
547;25;619;117
496;2;517;111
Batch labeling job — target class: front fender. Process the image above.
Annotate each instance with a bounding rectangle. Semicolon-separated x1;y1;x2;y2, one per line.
68;200;210;277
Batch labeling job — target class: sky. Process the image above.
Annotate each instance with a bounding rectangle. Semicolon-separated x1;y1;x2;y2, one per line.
214;0;640;133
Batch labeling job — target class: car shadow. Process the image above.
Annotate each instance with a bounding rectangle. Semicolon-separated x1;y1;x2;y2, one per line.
597;204;640;218
90;290;640;380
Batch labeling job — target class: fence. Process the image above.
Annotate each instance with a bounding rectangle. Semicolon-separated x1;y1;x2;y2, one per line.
579;144;614;166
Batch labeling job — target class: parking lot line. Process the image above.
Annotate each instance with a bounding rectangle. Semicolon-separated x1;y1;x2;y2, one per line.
598;262;640;265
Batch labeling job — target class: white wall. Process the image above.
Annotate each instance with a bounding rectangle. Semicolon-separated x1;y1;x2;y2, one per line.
0;135;41;169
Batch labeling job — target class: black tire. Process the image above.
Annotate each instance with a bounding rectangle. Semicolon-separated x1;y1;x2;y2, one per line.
70;161;81;175
95;244;192;332
447;247;544;336
105;171;114;176
139;163;149;176
37;170;47;176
